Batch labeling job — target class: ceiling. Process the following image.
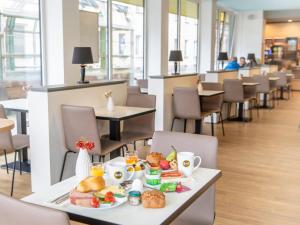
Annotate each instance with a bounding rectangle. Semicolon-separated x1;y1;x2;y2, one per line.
217;0;300;11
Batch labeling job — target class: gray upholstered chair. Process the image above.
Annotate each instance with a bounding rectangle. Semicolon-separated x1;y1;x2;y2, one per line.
136;79;148;89
241;76;259;117
127;86;141;95
60;105;127;181
253;75;276;108
121;94;156;150
151;131;218;225
0;194;70;225
172;87;212;135
273;72;290;100
223;79;253;120
0;104;30;196
201;82;225;136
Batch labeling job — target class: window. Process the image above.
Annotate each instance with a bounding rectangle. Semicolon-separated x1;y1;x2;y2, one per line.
80;0;144;84
112;0;144;83
0;0;42;100
215;10;235;69
168;0;199;74
79;0;108;80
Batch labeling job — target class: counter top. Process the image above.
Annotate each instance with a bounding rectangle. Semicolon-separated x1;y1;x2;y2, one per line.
207;70;238;73
30;80;127;92
149;74;197;79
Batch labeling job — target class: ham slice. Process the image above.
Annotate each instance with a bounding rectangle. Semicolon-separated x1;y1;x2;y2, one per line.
69;189;94;208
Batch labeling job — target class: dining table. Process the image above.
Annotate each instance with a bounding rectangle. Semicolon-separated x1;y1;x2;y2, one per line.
0;98;30;171
95;106;156;157
22;157;222;225
0;118;15;132
195;90;225;134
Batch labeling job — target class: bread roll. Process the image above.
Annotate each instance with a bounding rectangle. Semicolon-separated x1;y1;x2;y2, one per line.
146;152;164;167
142;190;165;208
76;176;105;193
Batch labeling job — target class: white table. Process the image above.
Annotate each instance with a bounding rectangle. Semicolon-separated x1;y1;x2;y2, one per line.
22;158;221;225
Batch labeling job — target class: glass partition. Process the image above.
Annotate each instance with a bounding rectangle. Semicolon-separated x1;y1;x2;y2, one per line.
0;0;42;100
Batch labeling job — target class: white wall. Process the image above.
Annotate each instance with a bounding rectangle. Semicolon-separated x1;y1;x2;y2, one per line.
233;11;264;62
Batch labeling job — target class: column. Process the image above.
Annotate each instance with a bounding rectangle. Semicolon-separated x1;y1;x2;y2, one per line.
146;0;169;76
199;0;216;73
40;0;80;85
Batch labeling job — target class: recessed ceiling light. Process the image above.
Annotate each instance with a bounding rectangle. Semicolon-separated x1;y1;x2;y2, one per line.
288;19;293;23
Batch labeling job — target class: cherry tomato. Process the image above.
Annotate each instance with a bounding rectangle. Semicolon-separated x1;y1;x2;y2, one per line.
105;191;114;197
104;196;115;203
90;197;99;208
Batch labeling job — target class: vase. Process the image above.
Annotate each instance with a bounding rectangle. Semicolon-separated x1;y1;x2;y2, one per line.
75;148;91;182
107;96;114;111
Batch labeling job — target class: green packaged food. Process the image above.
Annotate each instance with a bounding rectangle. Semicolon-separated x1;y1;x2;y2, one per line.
160;182;177;192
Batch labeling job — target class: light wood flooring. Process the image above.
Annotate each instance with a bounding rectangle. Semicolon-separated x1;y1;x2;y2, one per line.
1;93;300;225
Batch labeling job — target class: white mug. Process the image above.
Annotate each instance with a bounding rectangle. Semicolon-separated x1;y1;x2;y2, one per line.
177;152;202;177
107;162;135;184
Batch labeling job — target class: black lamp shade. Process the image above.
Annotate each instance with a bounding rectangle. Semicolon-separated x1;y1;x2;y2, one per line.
218;52;228;61
247;53;256;60
169;50;183;62
72;47;93;64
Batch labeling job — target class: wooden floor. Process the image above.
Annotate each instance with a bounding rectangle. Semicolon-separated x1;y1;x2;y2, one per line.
1;93;300;225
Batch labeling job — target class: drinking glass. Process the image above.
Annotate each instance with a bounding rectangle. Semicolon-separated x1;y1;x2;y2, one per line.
90;162;104;177
125;151;138;165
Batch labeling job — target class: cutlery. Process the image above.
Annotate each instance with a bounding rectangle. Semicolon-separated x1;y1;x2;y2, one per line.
50;193;69;204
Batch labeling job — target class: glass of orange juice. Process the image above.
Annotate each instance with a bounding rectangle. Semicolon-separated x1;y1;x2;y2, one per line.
90;162;104;177
125;151;138;165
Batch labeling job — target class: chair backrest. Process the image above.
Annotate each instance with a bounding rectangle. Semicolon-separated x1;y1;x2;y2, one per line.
173;87;201;120
201;82;223;111
123;94;156;134
0;104;14;151
136;79;148;89
61;105;101;155
273;72;287;86
151;131;218;225
127;86;141;95
241;76;257;98
253;75;270;93
0;194;70;225
223;79;244;102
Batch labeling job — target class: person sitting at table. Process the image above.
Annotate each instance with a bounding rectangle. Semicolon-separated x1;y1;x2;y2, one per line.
225;57;240;71
239;57;247;68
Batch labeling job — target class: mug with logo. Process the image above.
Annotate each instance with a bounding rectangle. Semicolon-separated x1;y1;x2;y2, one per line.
107;162;135;184
177;152;202;177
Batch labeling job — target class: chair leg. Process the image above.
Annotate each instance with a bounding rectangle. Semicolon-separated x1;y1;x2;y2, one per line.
11;151;17;196
18;150;22;175
4;150;9;174
171;118;176;131
227;103;232;120
91;155;94;163
133;141;136;151
219;112;225;136
60;151;73;181
183;119;187;133
210;114;214;136
255;99;259;118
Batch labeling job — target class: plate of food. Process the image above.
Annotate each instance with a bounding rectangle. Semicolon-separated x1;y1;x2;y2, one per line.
145;149;178;172
68;176;128;209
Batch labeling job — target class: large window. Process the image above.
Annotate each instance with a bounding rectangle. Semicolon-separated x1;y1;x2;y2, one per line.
0;0;42;100
215;9;235;69
79;0;144;84
168;0;199;74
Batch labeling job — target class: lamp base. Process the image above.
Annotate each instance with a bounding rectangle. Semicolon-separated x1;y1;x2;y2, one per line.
77;80;90;84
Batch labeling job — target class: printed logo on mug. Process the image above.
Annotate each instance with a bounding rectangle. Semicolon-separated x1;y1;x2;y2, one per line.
183;160;190;167
114;171;123;180
177;152;202;177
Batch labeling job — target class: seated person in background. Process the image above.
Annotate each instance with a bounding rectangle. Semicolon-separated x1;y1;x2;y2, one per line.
239;57;246;68
225;57;240;71
247;58;258;67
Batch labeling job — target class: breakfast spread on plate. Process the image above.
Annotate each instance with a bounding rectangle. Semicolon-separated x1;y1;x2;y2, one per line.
61;146;196;210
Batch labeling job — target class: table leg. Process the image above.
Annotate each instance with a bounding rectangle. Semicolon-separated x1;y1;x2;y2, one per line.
280;87;284;99
195;119;202;134
16;111;28;162
263;93;268;108
109;120;121;159
237;102;244;121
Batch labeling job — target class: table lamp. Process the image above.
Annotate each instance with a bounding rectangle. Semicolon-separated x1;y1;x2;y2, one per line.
247;53;256;67
72;47;94;84
169;50;183;75
217;52;228;70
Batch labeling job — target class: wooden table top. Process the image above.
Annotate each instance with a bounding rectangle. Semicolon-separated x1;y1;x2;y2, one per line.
94;106;156;121
0;118;15;132
198;90;224;97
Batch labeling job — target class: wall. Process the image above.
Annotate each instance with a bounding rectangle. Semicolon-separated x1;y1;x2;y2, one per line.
265;22;300;39
233;11;264;62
